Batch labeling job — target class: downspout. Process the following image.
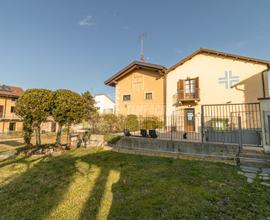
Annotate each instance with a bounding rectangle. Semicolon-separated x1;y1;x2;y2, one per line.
261;71;266;98
163;70;167;124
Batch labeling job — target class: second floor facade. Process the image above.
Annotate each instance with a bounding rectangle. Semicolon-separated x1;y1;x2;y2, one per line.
166;48;269;116
105;48;270;118
105;61;166;117
0;85;23;121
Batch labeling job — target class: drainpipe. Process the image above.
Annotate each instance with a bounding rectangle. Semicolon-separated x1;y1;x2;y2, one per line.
163;70;167;124
261;71;266;98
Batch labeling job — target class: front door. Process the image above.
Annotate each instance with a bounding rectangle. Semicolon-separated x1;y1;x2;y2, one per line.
184;108;195;132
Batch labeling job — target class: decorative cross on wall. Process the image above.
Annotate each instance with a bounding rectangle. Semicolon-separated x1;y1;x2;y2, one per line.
218;71;240;89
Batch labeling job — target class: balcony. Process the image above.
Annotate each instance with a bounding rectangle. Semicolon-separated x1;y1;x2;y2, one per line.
173;89;200;105
0;113;21;120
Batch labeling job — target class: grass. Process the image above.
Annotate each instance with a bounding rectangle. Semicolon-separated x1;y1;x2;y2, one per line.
0;140;25;154
0;148;270;219
0;132;68;154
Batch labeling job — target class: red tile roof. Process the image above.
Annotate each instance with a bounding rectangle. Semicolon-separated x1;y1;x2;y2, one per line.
0;85;23;98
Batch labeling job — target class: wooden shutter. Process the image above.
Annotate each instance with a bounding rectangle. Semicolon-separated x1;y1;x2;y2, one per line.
0;106;3;118
195;77;199;99
177;80;184;100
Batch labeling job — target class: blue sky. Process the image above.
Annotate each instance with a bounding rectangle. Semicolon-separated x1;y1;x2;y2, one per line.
0;0;270;99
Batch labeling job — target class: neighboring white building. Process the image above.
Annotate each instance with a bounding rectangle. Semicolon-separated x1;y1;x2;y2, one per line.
94;94;115;114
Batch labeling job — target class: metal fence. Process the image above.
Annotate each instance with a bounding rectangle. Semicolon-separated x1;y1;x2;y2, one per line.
125;103;262;146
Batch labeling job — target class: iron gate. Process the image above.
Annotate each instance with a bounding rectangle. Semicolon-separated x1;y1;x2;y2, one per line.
202;103;261;146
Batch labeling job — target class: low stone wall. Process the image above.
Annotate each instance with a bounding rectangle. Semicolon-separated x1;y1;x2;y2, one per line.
116;136;239;159
88;134;105;147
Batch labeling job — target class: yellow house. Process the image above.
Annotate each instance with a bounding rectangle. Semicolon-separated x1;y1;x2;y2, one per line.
105;61;166;117
166;48;270;131
0;85;23;133
0;84;57;134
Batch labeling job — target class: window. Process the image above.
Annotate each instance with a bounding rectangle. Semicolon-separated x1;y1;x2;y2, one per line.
11;97;17;102
123;95;131;101
177;77;199;100
184;79;196;94
9;122;16;131
145;92;153;100
11;106;15;113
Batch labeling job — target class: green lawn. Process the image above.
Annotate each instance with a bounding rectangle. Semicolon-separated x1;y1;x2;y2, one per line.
0;132;68;154
0;148;269;220
0;139;25;154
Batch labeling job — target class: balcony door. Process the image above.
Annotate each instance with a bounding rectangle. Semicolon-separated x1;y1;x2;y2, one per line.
185;79;196;99
177;77;199;100
184;108;195;132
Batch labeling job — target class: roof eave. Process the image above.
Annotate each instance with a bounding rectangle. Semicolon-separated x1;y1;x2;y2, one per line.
166;48;270;74
104;62;166;86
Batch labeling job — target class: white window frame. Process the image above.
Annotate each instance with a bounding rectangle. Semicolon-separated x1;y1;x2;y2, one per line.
144;92;153;100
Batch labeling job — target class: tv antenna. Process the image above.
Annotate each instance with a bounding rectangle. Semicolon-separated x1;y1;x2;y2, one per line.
139;32;147;61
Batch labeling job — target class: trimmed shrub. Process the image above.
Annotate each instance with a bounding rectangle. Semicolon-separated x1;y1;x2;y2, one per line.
124;115;139;132
98;114;121;134
104;134;122;145
141;117;163;129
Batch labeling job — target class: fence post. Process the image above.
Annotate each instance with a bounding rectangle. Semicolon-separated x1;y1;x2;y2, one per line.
201;105;204;143
170;114;173;141
171;113;174;141
238;116;243;151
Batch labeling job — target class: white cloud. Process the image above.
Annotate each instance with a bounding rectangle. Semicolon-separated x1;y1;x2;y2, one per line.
78;16;96;26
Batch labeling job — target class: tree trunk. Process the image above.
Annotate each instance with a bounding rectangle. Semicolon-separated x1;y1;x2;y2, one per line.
56;124;62;146
35;125;41;146
66;125;70;146
23;120;33;146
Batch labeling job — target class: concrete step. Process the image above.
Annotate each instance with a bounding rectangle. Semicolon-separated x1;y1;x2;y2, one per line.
241;146;264;154
239;157;270;168
240;153;270;160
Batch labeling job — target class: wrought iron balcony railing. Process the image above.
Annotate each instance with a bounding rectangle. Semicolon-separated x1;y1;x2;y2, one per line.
173;89;200;104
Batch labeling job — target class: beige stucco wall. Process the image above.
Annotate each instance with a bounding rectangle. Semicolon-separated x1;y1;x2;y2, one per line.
0;96;22;133
115;68;165;117
166;53;269;117
0;96;57;133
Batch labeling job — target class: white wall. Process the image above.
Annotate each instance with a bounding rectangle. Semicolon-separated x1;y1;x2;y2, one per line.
166;53;268;117
94;94;115;114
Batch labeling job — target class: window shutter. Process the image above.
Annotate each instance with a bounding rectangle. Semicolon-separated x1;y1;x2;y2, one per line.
195;77;199;98
177;80;184;100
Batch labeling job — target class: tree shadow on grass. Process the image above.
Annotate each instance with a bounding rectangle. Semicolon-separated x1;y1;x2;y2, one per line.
0;140;24;147
0;149;270;220
0;154;78;220
0;150;119;220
